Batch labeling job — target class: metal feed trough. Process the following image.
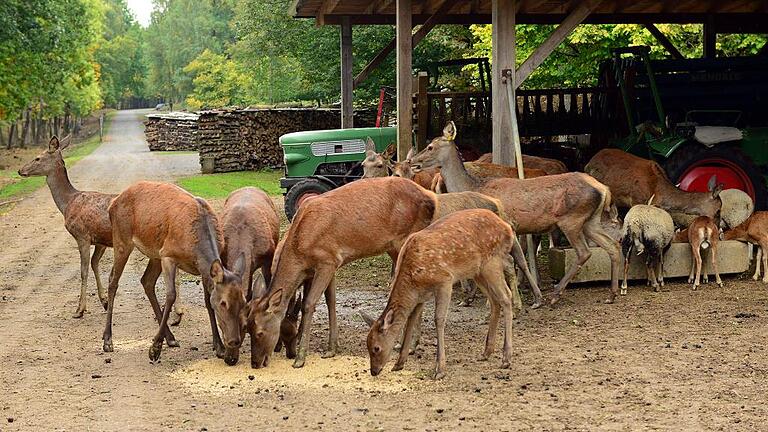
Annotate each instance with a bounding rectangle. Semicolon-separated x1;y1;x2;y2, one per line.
549;241;751;283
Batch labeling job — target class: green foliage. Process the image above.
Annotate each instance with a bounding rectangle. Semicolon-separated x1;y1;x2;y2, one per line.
176;170;283;198
183;50;250;110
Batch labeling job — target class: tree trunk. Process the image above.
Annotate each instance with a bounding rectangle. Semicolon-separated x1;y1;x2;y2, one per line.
53;117;60;137
20;109;31;148
0;126;5;149
8;122;17;149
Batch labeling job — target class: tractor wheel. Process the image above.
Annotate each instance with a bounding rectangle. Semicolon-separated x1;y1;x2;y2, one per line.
663;144;767;210
284;178;334;221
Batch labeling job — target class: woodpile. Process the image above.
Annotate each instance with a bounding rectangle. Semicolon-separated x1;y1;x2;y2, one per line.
144;112;199;151
197;108;376;173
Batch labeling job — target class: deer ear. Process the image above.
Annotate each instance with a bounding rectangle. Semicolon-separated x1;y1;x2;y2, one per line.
380;309;395;331
707;175;717;192
358;310;375;327
383;143;396;160
609;204;619;222
406;147;415;161
712;183;724;198
232;252;246;278
365;137;376;158
48;136;60;153
210;260;225;284
59;134;72;150
442;121;457;140
266;289;282;313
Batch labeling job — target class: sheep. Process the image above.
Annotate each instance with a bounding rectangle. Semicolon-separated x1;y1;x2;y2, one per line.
719;188;754;230
620;199;675;294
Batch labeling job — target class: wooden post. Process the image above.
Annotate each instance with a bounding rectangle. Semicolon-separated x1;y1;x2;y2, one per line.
340;17;354;129
491;0;515;166
416;72;429;150
396;0;412;161
644;24;684;59
704;16;716;58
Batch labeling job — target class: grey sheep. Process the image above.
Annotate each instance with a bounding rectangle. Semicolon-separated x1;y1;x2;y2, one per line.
620;203;675;294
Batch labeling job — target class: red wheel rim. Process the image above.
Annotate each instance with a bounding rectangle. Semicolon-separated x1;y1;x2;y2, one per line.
678;157;755;201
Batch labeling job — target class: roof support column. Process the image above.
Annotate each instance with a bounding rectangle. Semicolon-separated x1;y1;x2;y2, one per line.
396;0;412;161
340;17;354;128
491;0;515;166
704;16;717;58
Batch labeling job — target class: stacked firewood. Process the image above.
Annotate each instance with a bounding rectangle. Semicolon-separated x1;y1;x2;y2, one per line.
197;108;374;173
144;112;199;151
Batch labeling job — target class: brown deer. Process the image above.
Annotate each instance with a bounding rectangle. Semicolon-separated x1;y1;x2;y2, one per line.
475;152;568;175
220;187;280;300
245;177;437;369
684;216;723;289
360;139;396;179
585;149;723;226
410;122;621;304
18;136;111;317
102;181;247;366
17;136;184;324
724;212;768;283
366;209;525;379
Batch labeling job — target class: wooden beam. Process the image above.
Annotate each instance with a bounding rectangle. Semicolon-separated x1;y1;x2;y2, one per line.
644;24;684;59
416;72;429;149
396;0;413;161
515;0;603;88
703;15;717;58
340;17;354;128
316;0;341;26
353;0;457;88
491;0;515;166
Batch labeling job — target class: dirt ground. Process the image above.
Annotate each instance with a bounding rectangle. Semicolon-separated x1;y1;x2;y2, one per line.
2;109;768;431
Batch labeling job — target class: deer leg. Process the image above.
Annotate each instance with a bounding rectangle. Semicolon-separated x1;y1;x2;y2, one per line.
585;222;621;303
168;278;184;327
760;241;768;284
458;279;477;307
149;258;177;362
103;243;133;353
509;236;542;308
658;251;666;287
712;242;723;287
551;229;591;305
688;245;696;284
91;245;108;310
74;239;91;318
321;276;338;358
621;244;633;296
473;273;500;362
478;260;515;369
393;302;424;372
294;265;336;368
140;259;177;347
433;281;453;380
202;275;225;359
702;248;709;284
693;246;702;290
752;246;762;281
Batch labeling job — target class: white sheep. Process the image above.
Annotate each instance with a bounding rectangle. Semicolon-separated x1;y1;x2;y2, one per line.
620;200;675;294
719;188;754;230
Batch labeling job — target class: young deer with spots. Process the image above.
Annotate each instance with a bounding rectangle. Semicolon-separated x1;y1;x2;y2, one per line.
103;181;247;365
367;209;526;379
410;122;621;305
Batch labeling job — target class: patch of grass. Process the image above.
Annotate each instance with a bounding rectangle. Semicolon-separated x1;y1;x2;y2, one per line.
177;170;283;198
0;112;114;203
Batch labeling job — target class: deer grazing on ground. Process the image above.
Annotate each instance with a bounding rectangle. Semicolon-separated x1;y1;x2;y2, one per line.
102;181;246;366
475;152;568;175
585;149;723;227
410;122;621;305
245;177;437;369
366;209;525;379
724;212;768;282
17;136;185;323
220;187;280;300
675;216;723;289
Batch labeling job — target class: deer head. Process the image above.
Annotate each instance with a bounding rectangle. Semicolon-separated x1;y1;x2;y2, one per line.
361;138;395;178
244;288;284;368
391;147;416;179
18;135;71;177
410;122;457;172
366;308;400;376
278;293;303;359
209;255;247;366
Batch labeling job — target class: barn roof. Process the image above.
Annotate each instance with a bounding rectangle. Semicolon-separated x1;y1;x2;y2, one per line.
291;0;768;32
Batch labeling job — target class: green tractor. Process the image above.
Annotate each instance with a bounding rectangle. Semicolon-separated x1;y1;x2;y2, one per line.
604;46;768;208
279;126;397;220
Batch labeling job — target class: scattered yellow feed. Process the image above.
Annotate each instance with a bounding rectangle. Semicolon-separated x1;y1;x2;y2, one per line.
171;355;424;394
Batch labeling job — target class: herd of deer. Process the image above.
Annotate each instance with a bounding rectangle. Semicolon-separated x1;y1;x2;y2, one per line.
15;123;768;379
